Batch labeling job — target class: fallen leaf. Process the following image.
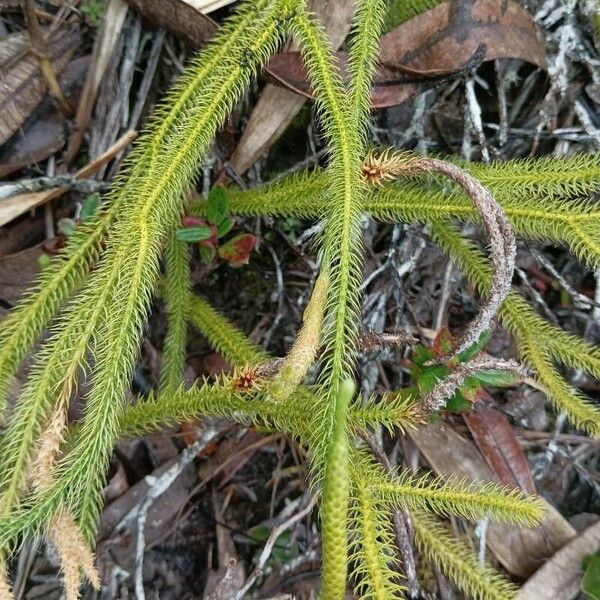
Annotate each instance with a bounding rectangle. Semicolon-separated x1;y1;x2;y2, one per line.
266;0;546;108
409;424;575;577
463;403;536;493
519;520;600;600
0;27;79;145
202;490;245;600
123;0;217;47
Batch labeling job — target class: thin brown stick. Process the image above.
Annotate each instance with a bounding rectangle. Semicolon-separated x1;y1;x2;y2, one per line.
24;0;73;117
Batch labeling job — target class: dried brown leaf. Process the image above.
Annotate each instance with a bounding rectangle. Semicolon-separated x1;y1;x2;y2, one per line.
463;403;536;494
123;0;217;47
519;520;600;600
266;0;546;108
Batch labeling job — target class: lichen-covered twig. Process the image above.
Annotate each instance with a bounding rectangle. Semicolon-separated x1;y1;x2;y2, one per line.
421;355;529;413
363;151;516;359
358;330;417;352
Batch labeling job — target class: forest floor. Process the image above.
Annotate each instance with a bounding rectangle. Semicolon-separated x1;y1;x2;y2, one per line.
0;0;599;598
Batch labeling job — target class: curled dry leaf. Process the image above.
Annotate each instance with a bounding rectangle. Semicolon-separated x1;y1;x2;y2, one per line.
0;27;79;145
266;0;546;108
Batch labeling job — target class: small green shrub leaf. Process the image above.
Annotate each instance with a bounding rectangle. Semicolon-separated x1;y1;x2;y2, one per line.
176;226;213;242
207;186;230;225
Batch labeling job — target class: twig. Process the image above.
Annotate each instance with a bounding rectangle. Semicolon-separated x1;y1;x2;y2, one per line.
0;129;137;228
232;493;317;600
24;0;73;116
134;427;219;600
532;249;600;310
263;245;285;348
434;258;455;332
358;330;417;352
421;355;529;413
0;177;108;201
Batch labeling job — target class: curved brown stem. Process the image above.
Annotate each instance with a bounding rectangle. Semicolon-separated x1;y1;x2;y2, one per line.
363;151;516;359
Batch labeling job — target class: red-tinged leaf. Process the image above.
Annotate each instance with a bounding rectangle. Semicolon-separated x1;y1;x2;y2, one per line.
463;403;536;493
181;215;208;228
265;0;546;108
218;233;256;267
433;327;454;357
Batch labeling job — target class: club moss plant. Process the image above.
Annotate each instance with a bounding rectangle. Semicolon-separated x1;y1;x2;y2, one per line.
0;1;599;598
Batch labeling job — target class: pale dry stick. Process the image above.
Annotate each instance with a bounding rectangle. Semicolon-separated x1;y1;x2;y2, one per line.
532;249;600;310
23;0;73;116
232;493;317;600
363;151;516;359
0;129;137;227
0;178;107;201
421;355;529;413
134;427;219;600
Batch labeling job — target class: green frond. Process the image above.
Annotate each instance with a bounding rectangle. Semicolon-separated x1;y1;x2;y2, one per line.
159;234;190;392
348;0;387;137
520;344;600;437
0;202;117;419
465;153;600;201
292;5;366;472
349;389;422;435
352;451;543;526
412;511;519;600
221;167;600;269
117;378;304;440
0;0;292;548
320;379;353;600
429;221;600;437
187;294;268;367
348;483;405;599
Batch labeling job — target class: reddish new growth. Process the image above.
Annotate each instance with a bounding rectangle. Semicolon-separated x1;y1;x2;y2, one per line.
231;359;284;392
232;367;260;391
